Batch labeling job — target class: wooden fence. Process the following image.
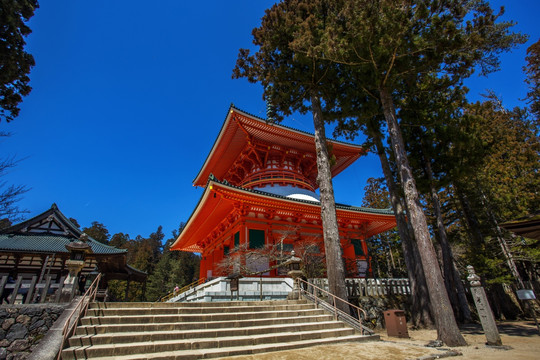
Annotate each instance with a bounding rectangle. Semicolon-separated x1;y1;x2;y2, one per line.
0;275;73;304
309;278;411;298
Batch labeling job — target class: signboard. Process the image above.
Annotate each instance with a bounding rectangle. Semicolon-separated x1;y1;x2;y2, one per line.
517;289;536;300
356;260;369;277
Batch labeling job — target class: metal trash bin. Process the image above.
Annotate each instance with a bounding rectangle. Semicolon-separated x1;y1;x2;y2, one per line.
384;309;409;338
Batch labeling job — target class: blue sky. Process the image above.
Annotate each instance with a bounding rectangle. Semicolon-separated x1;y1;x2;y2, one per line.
1;1;538;240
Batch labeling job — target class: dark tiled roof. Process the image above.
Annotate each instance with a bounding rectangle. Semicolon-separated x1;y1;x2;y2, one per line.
0;233;126;255
1;203;82;238
0;204;126;255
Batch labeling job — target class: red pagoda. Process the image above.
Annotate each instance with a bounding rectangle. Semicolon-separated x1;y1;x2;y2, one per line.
171;106;396;279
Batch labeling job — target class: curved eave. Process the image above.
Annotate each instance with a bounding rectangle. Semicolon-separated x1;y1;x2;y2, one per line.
171;178;396;253
192;106;365;188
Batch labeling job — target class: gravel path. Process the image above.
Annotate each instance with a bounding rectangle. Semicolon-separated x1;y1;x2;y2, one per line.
217;321;540;359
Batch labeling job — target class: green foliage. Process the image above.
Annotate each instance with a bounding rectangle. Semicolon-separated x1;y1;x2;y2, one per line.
441;100;540;284
82;221;110;245
145;224;199;301
524;38;540;121
362;178;405;278
232;0;342;120
109;232;129;248
465;101;539;221
0;0;39;122
107;279;145;302
92;223;200;302
145;249;200;302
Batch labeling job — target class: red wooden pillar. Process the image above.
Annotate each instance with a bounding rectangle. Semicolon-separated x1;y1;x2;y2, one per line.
200;252;207;280
240;221;247;247
213;246;224;276
209;250;216;277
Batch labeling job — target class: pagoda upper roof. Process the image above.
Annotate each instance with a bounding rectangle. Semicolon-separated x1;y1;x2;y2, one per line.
193;106;366;188
171;176;396;253
0;203;126;256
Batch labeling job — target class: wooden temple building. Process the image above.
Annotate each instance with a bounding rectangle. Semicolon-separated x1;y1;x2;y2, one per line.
171;107;397;279
0;204;146;295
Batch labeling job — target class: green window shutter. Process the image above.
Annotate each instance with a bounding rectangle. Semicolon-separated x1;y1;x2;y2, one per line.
234;232;240;248
278;243;294;252
351;239;365;256
249;229;265;249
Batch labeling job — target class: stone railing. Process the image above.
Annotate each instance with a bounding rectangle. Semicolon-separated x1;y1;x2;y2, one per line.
309;278;411;298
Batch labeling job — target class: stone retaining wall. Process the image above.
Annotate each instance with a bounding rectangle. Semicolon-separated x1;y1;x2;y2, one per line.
356;295;410;329
0;304;66;360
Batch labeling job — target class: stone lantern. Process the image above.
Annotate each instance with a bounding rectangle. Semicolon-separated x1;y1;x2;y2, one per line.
61;233;93;301
286;251;303;300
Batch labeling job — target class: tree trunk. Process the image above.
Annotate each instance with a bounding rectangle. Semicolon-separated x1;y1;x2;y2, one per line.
379;86;466;346
311;94;348;312
424;155;471;323
479;189;525;288
454;184;485;247
371;124;434;327
452;262;472;323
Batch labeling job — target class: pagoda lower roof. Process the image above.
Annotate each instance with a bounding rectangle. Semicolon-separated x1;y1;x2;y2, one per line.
193;106;365;188
171;177;396;253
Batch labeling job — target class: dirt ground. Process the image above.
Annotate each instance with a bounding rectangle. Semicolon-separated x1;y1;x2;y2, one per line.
220;321;540;359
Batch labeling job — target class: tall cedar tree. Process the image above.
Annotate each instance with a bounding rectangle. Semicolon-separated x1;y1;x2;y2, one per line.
398;77;472;322
0;0;39;122
233;1;349;309
368;123;434;327
453;101;540;284
337;115;435;327
273;0;525;346
524;39;540;121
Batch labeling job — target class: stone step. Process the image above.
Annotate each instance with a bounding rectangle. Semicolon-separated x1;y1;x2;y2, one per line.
86;303;313;317
61;328;363;360
68;320;347;347
76;314;335;336
80;308;326;326
88;299;307;309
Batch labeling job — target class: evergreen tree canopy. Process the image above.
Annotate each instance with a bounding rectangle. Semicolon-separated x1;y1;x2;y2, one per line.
524;38;540;121
82;221;110;245
0;0;39;122
233;0;350;307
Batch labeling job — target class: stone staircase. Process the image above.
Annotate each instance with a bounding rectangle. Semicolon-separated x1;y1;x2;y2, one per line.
61;299;378;359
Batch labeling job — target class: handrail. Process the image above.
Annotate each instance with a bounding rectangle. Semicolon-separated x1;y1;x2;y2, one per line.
295;277;373;335
158;278;206;302
56;273;102;360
